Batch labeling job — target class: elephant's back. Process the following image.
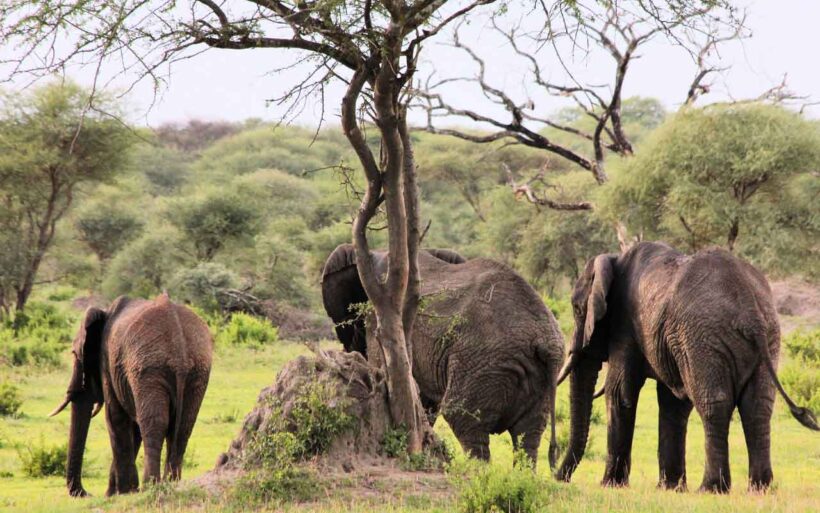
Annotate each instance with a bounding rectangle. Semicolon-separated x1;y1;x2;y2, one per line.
416;256;563;412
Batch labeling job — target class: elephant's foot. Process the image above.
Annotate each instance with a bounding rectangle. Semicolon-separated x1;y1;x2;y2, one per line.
657;476;687;492
747;472;773;493
601;476;629;488
602;462;630;488
68;486;89;498
697;476;730;494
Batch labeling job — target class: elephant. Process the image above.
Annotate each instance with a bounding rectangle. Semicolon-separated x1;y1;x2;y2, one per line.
321;244;564;464
49;293;213;497
554;241;818;493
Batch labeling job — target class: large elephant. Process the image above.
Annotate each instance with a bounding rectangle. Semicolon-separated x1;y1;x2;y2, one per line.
322;244;564;464
554;241;818;493
49;293;213;497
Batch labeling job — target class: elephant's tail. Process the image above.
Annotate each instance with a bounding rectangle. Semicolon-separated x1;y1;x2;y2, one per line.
754;331;819;431
548;396;558;470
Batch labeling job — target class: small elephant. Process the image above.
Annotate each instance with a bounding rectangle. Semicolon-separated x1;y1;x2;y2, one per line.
49;293;213;497
555;241;818;493
322;244;564;464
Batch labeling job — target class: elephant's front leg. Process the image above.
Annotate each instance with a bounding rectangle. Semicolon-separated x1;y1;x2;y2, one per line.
104;399;139;495
602;349;646;487
657;382;693;491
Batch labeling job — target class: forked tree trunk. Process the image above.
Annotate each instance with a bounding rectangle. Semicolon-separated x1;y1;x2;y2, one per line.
340;36;428;453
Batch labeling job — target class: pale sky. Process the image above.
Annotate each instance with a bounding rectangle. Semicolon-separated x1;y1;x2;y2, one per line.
7;0;819;127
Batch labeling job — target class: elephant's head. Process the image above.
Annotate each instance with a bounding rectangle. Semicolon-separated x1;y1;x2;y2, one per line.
555;253;614;482
49;306;107;497
321;244;466;358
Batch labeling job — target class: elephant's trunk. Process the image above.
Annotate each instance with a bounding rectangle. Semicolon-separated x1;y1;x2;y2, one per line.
555;356;601;482
66;395;94;497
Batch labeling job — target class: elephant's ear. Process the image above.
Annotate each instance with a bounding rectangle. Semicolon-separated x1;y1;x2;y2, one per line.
51;307;106;416
426;248;466;264
76;307;106;396
582;255;615;348
321;244;370;354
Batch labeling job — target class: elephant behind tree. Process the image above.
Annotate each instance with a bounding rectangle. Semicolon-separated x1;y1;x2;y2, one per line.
50;293;213;497
555;241;818;493
322;244;564;464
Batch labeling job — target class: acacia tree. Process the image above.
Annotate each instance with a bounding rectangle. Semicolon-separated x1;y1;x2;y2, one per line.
418;1;751;246
0;0;496;452
0;82;132;315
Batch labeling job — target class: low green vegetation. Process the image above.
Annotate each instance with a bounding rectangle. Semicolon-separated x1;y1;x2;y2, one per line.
0;382;22;417
781;329;820;412
17;439;67;478
451;454;562;513
215;313;280;347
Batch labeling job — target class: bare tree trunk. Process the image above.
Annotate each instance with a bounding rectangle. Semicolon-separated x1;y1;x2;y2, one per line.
341;49;427;453
727;218;739;252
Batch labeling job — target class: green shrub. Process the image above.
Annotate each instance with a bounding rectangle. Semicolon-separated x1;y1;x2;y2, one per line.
215;313;278;347
234;378;353;505
784;329;820;363
780;329;820;414
452;454;556;513
18;439;67;477
232;467;319;505
381;426;409;458
0;383;23;417
0;302;72;368
246;379;353;466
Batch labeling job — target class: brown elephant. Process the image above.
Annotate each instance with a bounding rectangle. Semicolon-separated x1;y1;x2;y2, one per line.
554;241;818;493
49;293;213;497
322;244;564;465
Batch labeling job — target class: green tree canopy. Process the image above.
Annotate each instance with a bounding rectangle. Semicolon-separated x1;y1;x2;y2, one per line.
0;81;132;313
599;103;820;276
167;192;261;261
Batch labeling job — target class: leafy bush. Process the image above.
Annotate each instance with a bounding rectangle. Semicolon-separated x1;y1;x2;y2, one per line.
785;329;820;363
245;379;353;465
780;364;819;413
234;379;353;505
169;263;240;314
781;329;820;413
0;382;23;416
18;439;67;477
232;467;319;505
102;228;184;298
215;313;278;347
0;302;72;368
452;454;557;513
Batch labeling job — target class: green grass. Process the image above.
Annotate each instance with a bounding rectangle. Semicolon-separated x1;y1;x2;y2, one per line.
1;340;819;512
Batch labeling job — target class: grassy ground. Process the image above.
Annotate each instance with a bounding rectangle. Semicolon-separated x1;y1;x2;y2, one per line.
1;341;819;513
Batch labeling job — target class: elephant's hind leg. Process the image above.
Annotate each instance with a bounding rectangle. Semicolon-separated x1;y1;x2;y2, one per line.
656;382;693;491
738;366;775;491
694;398;734;493
510;410;548;466
136;391;170;488
164;375;208;481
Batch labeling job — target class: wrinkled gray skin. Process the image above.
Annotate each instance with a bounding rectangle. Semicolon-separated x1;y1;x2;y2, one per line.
556;241;819;493
49;293;213;497
322;244;564;464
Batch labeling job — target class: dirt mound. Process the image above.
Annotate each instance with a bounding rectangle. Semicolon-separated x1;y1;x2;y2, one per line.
262;301;334;341
770;279;820;333
215;349;402;471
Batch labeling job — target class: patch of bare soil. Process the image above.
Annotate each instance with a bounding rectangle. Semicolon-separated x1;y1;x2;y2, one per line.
770;279;820;333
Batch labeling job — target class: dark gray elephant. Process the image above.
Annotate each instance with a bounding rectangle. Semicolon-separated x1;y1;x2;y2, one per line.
49;293;213;497
554;241;818;493
322;244;564;464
